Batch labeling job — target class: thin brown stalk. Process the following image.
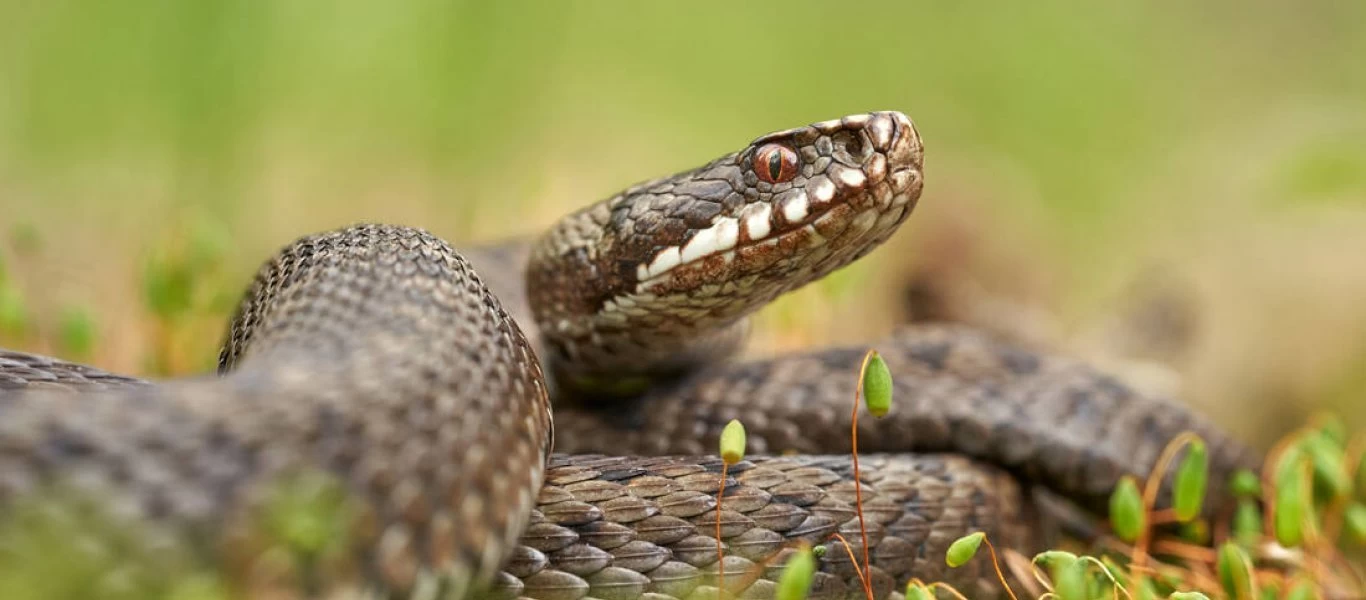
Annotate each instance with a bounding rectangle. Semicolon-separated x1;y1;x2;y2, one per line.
1148;539;1217;563
716;461;729;597
980;537;1020;600
850;350;875;600
1130;431;1200;571
826;532;872;598
927;582;972;600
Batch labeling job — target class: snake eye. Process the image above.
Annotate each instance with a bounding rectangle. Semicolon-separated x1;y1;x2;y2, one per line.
753;144;798;184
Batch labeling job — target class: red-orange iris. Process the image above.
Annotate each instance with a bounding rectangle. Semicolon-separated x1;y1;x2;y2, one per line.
753;144;798;184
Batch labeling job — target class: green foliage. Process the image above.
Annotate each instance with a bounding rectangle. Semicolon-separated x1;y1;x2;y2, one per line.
1135;578;1161;600
1179;519;1210;544
0;472;363;600
137;218;237;375
1284;579;1319;600
944;414;1366;600
1232;499;1263;547
774;544;816;600
1216;542;1253;600
57;305;97;360
1273;450;1313;547
1230;470;1262;499
1110;475;1146;543
905;581;934;600
0;283;27;340
1174;439;1209;522
1345;502;1366;546
1301;430;1351;502
259;472;353;566
1050;555;1088;600
1257;580;1282;600
1358;451;1366;503
0;491;228;600
142;253;198;321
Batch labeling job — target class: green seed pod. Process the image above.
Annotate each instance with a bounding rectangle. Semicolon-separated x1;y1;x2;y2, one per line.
1216;541;1253;600
945;532;983;567
1110;475;1146;543
775;544;817;600
1274;458;1310;548
861;350;893;418
1302;432;1350;502
1052;556;1088;600
719;419;746;465
1168;592;1211;600
905;581;934;600
1173;439;1209;522
1232;499;1263;547
1033;550;1078;571
1345;502;1366;546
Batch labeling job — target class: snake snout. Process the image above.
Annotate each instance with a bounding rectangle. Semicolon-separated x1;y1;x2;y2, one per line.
868;111;924;209
869;111;923;176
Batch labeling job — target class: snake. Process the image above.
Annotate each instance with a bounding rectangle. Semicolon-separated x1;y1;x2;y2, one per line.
0;111;1260;600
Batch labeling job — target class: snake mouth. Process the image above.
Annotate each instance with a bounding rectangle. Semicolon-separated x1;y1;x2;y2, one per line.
632;196;894;290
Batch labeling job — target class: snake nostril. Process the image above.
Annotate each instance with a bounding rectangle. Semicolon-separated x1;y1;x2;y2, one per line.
832;131;872;164
843;137;862;157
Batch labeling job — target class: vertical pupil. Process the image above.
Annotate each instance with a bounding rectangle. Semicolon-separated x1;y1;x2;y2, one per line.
767;150;783;181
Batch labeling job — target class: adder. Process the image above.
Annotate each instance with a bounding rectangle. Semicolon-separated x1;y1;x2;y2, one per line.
0;112;1258;599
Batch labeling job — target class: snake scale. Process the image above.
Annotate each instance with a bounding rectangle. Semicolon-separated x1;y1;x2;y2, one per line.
0;112;1259;599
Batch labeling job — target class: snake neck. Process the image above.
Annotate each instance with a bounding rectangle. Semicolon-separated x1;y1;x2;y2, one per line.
527;111;925;398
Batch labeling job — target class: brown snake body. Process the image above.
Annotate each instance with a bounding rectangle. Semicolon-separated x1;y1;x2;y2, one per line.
0;112;1258;599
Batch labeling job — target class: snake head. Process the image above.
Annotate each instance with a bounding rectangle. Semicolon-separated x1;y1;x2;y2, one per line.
625;111;924;293
530;111;924;392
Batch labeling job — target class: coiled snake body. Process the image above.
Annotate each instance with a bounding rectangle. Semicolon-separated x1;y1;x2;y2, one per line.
0;112;1258;599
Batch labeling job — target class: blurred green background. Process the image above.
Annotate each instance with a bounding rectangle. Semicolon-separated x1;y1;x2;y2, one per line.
1;1;1364;445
